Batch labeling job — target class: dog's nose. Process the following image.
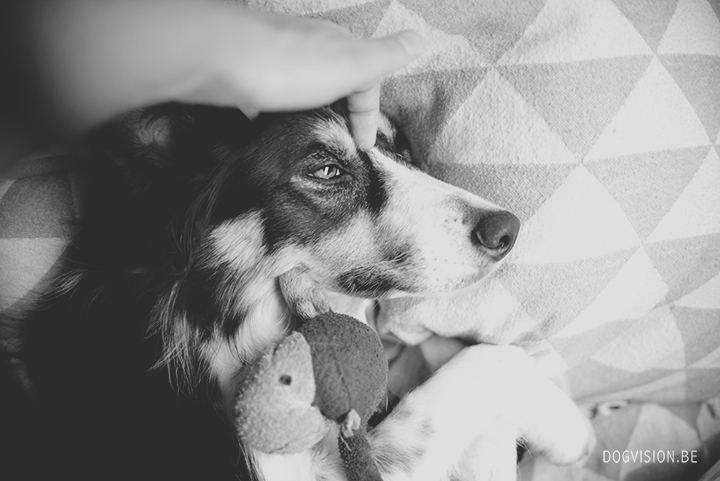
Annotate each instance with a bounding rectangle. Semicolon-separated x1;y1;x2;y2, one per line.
473;211;520;260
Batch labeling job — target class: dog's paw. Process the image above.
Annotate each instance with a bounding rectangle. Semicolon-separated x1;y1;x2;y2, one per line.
573;416;597;467
457;433;520;481
279;267;331;320
518;376;596;467
526;407;596;467
368;344;596;481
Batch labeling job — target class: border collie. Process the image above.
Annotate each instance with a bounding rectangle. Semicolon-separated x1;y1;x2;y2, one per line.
3;103;592;481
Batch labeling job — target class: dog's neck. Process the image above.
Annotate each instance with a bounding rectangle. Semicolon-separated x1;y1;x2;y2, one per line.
206;277;293;415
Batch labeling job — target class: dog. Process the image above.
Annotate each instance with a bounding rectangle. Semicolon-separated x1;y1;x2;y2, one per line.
4;102;592;481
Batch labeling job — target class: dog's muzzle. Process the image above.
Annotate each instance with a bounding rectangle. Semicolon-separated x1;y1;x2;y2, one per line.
473;211;520;260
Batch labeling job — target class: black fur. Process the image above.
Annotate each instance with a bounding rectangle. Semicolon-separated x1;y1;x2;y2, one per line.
1;103;403;481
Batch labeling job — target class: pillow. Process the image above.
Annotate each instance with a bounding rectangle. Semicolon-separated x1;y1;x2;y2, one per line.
244;0;720;405
0;154;82;314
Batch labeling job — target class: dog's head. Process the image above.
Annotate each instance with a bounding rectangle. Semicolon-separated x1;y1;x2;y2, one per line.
99;103;519;298
300;118;518;296
91;103;519;382
206;108;519;300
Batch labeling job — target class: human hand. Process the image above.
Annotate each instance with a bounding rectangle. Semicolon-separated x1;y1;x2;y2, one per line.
188;9;426;149
16;1;425;151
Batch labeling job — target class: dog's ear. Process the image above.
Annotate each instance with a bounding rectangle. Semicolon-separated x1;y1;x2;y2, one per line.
86;103;254;194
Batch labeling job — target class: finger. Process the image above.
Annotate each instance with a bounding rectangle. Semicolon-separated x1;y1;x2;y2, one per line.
238;104;260;119
309;17;351;36
352;30;426;85
347;83;380;150
251;8;351;36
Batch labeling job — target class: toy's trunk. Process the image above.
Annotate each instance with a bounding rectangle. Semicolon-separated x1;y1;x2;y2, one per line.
338;431;383;481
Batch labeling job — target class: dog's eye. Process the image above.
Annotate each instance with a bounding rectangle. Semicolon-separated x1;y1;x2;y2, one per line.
309;165;344;180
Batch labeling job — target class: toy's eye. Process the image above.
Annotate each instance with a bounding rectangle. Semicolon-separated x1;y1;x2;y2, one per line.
309;165;344;180
279;375;292;386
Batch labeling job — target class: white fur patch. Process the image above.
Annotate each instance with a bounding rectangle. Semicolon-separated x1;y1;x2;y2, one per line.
366;146;506;294
369;345;592;481
205;285;290;413
376;114;396;142
205;216;334;410
313;116;357;158
208;212;266;274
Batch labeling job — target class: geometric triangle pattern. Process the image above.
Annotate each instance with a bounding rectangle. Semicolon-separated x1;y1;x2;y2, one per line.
429;68;581;168
555;248;668;337
402;0;548;63
500;0;655;64
585;146;709;240
611;0;680;51
660;54;720;140
497;56;653;160
5;1;720;480
340;0;720;407
550;319;639;367
657;0;720;57
580;402;644;481
508;166;643;264
644;148;720;242
544;400;720;481
427;162;577;221
584;56;711;161
318;0;390;38
381;68;490;161
589;306;686;374
675;272;720;309
673;306;720;365
644;233;720;303
288;1;720;477
373;1;495;74
501;249;639;337
617;403;702;481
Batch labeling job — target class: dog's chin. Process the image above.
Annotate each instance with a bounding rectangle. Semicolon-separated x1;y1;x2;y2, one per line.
384;280;483;301
337;264;500;302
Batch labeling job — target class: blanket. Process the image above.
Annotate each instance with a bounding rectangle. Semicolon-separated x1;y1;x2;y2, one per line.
2;1;719;480
239;0;720;479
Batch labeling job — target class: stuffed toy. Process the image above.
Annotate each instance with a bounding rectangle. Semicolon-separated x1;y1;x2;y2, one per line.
234;312;388;481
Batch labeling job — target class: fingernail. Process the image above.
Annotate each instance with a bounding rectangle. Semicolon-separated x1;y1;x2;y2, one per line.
238;104;259;119
357;132;376;151
396;30;427;58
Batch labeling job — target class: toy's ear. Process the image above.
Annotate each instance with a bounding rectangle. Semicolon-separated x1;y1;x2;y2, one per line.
86;103;254;195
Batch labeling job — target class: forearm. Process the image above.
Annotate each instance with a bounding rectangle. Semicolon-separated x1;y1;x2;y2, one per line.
19;0;245;135
0;0;423;169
